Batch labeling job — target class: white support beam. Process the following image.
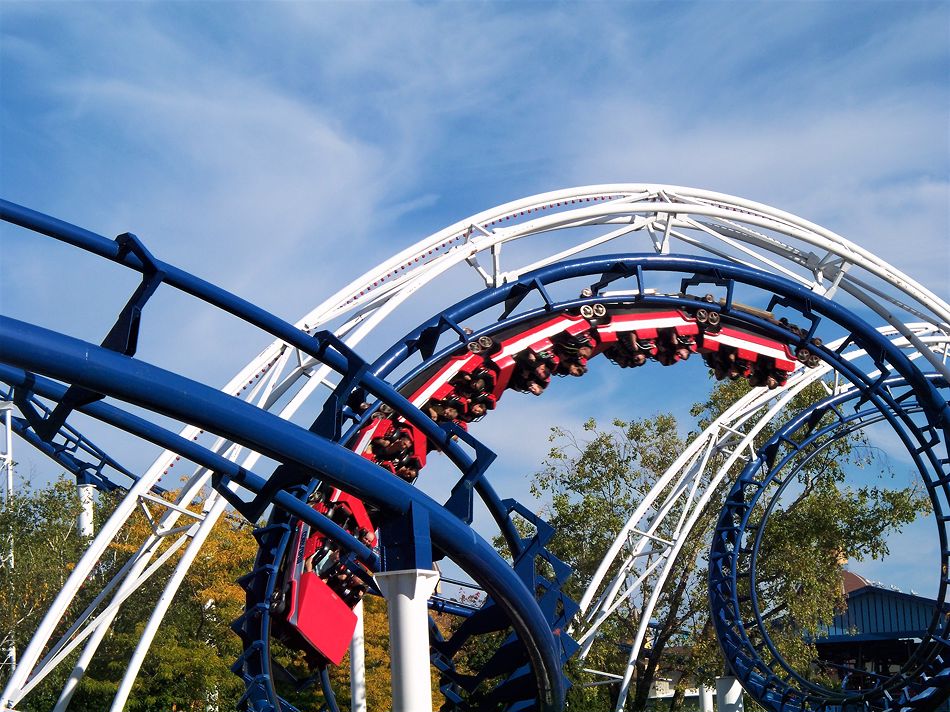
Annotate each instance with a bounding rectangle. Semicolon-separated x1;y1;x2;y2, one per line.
77;483;95;539
375;569;440;712
350;600;367;712
716;676;744;712
1;401;16;676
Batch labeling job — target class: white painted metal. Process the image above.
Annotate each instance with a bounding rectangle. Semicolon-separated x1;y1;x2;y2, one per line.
4;185;948;710
375;570;441;712
0;440;180;709
350;600;368;712
50;472;231;711
109;493;231;712
699;684;714;712
1;401;15;677
77;483;95;539
716;676;744;712
48;528;193;709
1;403;11;506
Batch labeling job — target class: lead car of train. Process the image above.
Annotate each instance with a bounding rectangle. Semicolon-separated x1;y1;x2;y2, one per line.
270;300;816;665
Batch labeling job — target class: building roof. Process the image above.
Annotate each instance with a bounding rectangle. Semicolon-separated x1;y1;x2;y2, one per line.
817;576;940;644
842;569;870;594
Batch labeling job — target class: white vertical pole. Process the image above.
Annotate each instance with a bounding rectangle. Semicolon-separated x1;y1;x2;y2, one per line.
107;493;227;712
698;683;714;712
1;404;11;505
375;569;439;712
350;599;367;712
716;676;743;712
1;403;16;674
611;631;639;712
77;483;95;539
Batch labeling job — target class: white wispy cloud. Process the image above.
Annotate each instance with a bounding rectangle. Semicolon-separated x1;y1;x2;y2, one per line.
1;1;945;602
553;3;948;291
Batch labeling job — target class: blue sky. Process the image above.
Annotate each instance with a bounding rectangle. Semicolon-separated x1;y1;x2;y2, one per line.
1;3;948;598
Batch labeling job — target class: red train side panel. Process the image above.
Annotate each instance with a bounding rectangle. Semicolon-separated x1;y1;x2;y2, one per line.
291;573;357;665
701;327;797;372
332;491;375;534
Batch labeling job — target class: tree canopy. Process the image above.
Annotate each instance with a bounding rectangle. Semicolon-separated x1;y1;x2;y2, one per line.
531;377;928;711
1;477;257;711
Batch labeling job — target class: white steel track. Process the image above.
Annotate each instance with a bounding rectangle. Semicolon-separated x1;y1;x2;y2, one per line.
3;185;947;711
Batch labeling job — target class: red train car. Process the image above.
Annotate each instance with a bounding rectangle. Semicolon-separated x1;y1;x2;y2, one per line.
279;300;807;665
274;491;375;665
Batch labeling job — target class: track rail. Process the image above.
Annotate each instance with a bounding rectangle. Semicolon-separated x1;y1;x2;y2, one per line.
710;375;950;710
575;324;950;710
2;186;947;711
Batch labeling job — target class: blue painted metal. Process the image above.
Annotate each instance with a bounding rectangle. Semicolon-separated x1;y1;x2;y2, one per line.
1;201;544;695
379;501;434;572
429;596;478;618
4;195;948;712
318;666;340;712
709;375;950;712
1;203;554;706
0;317;565;710
0;199;478;480
0;364;380;570
35;231;165;441
0;387;151;493
0;196;570;709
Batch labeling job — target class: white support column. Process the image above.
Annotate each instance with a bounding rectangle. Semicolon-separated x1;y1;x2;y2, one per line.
698;683;714;712
716;676;743;712
375;569;439;712
1;402;16;675
350;600;367;712
611;632;638;712
1;403;12;506
77;483;96;539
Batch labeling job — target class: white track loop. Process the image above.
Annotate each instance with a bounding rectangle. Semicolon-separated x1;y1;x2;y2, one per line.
574;325;950;712
4;186;949;711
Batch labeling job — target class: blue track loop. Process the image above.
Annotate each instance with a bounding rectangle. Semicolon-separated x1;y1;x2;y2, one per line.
332;254;949;710
710;388;949;704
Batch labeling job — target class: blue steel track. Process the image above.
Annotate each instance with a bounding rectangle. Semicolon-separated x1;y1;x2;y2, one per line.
2;198;948;711
710;377;950;712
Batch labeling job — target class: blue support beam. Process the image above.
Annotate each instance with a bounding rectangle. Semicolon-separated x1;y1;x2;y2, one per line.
0;319;566;710
4;193;948;712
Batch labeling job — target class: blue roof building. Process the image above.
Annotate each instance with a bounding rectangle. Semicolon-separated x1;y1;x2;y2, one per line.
818;572;938;644
814;571;947;709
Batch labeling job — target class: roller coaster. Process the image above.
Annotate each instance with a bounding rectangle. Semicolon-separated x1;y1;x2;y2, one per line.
0;185;947;712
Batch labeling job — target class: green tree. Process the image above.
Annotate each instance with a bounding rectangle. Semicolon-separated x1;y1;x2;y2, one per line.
532;377;928;711
0;475;88;704
0;476;258;711
532;414;709;712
